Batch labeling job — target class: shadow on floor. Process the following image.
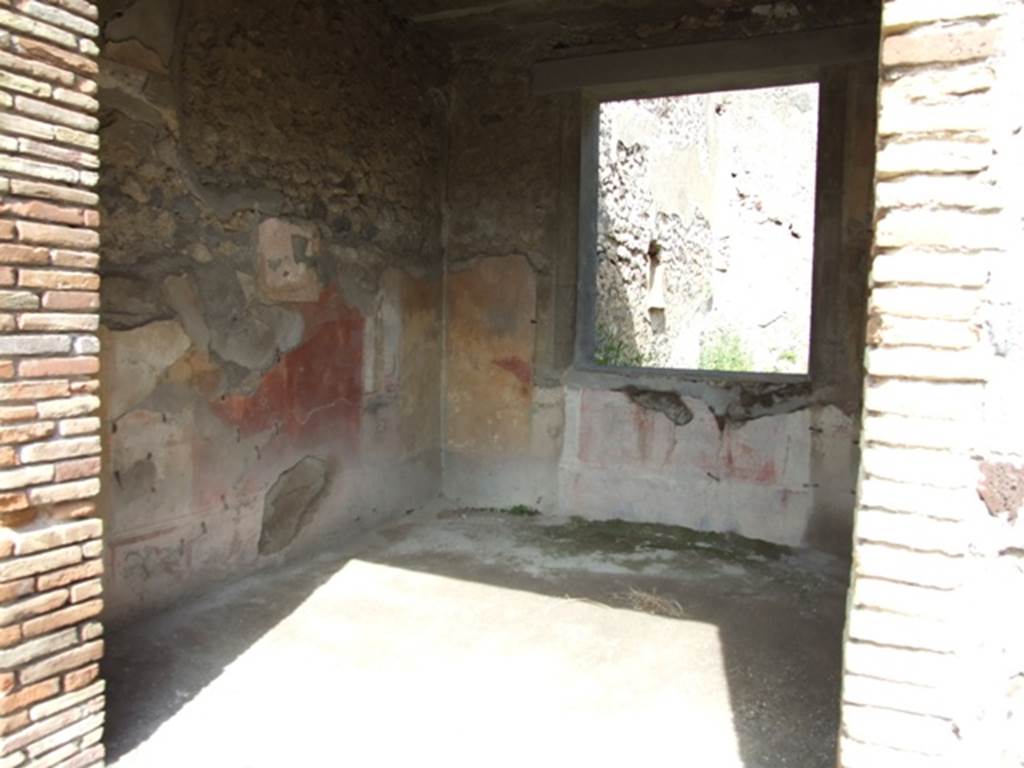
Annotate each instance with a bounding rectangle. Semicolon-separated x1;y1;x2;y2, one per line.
103;509;849;766
103;545;348;761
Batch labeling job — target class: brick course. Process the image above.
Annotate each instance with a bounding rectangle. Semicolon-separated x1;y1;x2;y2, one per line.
0;0;103;764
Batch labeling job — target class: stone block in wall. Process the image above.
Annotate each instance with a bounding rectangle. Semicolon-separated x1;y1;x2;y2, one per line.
879;92;990;136
863;379;984;422
840;736;953;768
844;674;959;719
862;412;980;452
875;139;993;177
256;219;322;304
870;285;981;321
867;316;979;350
870;250;991;288
882;25;998;67
844;639;960;689
876;209;1003;251
852;577;960;620
855;541;966;590
882;0;1003;29
846;605;959;653
865;347;988;383
885;62;995;105
843;703;959;756
860;445;978;489
99;319;189;419
854;507;965;555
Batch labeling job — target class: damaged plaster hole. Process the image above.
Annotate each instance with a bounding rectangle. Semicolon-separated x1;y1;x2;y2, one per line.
258;457;328;556
592;83;818;374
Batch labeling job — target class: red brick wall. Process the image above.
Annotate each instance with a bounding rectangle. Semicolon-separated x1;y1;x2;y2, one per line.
841;0;1021;765
0;0;104;765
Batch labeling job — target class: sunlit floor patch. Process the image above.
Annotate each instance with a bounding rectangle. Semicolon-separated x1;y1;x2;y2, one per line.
105;510;848;767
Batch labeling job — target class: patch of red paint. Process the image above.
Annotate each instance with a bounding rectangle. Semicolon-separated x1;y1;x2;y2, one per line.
755;460;778;484
728;439;776;483
780;488;794;509
632;403;654;463
212;289;364;449
492;356;531;392
698;429;778;484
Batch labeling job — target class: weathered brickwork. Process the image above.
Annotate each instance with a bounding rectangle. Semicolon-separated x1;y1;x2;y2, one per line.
842;0;1023;765
0;0;104;766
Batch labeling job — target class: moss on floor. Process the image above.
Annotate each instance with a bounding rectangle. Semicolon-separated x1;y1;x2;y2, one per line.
500;505;541;518
537;517;791;563
456;509;792;564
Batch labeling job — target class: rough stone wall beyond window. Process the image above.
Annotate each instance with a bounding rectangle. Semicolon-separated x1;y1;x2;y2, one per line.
595;87;819;373
0;1;106;766
841;0;1023;766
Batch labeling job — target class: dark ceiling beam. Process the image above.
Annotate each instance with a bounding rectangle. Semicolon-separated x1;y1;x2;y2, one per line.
406;0;537;23
532;23;879;96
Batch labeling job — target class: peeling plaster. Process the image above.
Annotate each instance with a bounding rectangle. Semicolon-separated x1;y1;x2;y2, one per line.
258;457;328;556
618;386;694;427
98;0;447;619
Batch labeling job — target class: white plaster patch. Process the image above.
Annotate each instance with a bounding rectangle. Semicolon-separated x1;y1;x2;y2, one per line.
557;387;856;549
256;218;322;303
163;273;211;351
108;407;194;534
102;320;191;419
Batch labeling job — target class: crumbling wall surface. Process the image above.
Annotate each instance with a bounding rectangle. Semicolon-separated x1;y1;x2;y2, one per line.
840;1;1024;765
596;95;716;369
96;0;447;620
443;1;879;554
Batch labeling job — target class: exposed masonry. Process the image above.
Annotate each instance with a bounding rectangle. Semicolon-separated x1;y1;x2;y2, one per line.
95;0;447;621
840;0;1024;765
0;1;106;765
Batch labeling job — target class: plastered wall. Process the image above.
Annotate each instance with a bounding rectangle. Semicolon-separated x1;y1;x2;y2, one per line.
441;2;881;555
95;0;448;620
92;0;883;620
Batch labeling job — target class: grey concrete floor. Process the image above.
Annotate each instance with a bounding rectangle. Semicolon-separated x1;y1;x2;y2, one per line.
104;509;849;767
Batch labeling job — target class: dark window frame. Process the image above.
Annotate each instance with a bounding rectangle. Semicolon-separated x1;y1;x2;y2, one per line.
532;25;877;387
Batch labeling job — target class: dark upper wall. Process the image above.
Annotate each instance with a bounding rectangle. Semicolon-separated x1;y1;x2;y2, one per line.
440;0;881;554
100;0;446;327
390;0;877;53
96;0;448;620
